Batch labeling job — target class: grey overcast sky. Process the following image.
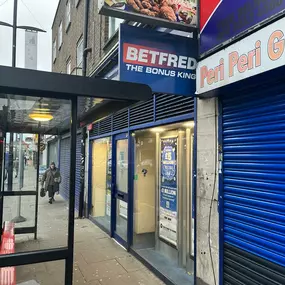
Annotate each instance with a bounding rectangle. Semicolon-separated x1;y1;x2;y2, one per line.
0;0;59;71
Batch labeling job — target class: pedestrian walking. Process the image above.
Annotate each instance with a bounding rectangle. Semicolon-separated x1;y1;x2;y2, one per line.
41;162;61;204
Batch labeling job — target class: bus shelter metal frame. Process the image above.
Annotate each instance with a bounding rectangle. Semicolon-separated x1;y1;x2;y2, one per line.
0;65;152;284
0;132;41;238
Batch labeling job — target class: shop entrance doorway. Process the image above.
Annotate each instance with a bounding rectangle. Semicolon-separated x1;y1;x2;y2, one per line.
132;121;194;285
113;134;129;246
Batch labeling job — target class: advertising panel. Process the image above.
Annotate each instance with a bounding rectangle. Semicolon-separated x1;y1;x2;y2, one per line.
100;0;197;30
106;140;112;217
197;16;285;94
119;24;197;96
25;30;38;70
200;0;285;56
159;137;178;246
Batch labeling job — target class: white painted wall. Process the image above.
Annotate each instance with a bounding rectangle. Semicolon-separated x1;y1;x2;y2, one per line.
196;97;219;285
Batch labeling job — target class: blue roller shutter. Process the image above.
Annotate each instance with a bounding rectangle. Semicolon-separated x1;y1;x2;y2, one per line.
59;137;70;202
48;140;58;167
59;133;82;213
75;133;81;212
222;90;285;284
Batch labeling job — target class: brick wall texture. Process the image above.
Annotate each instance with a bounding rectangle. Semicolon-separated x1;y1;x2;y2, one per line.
52;0;116;76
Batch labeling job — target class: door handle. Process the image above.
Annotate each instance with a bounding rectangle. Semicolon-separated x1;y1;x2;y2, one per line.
117;193;124;199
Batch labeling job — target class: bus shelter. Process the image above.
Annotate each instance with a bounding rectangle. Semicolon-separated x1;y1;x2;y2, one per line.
0;65;151;284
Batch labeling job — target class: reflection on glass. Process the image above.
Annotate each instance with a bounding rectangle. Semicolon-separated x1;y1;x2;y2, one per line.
132;122;195;277
91;137;112;231
0;94;71;254
116;198;128;241
115;139;128;241
116;139;128;193
6;260;65;284
133;132;156;250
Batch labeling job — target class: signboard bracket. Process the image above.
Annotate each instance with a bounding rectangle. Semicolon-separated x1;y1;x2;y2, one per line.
99;6;198;34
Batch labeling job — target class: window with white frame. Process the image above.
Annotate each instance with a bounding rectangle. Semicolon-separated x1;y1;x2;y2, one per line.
65;0;71;31
52;39;57;62
58;21;63;49
66;58;71;74
108;17;123;39
76;37;83;75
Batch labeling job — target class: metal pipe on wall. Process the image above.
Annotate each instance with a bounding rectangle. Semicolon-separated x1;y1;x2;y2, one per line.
80;0;90;217
82;0;90;77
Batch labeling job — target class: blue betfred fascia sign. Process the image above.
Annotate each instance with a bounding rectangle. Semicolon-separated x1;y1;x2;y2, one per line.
119;25;197;96
200;0;285;55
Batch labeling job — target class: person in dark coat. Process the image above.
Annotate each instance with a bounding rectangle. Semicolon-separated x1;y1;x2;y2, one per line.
41;162;61;204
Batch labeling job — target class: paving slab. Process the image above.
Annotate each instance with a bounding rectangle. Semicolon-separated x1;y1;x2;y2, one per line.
3;166;165;285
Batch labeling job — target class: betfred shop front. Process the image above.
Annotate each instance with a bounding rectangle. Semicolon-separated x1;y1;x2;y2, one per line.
197;15;285;285
88;25;198;285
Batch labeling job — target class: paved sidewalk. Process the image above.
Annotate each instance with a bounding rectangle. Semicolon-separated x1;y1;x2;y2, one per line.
2;166;165;285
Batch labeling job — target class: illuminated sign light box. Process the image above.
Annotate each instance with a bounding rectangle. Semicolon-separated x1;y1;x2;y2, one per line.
119;24;198;96
197;16;285;95
98;0;197;32
200;0;285;56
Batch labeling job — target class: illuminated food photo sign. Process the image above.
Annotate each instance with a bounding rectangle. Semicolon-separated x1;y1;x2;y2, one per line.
99;0;197;30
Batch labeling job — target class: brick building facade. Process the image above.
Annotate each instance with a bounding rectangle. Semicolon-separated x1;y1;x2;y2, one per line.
51;0;120;76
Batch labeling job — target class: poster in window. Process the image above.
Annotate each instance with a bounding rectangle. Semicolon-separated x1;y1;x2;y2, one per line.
159;137;178;246
106;140;112;217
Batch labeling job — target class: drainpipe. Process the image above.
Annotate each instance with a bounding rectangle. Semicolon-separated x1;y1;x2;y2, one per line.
80;0;91;218
82;0;91;77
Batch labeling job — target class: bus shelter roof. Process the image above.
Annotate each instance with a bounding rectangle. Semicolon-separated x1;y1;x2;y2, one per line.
0;66;152;134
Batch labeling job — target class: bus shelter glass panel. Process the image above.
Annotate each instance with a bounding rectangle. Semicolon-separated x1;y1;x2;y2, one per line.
91;137;112;231
0;94;71;253
1;260;65;284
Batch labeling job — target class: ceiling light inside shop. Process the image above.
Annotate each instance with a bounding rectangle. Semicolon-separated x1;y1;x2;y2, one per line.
151;127;165;133
184;121;195;128
29;113;53;122
33;108;50;111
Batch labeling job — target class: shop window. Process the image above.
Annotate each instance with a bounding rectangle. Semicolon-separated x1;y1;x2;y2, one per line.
58;21;63;49
132;121;195;283
66;58;71;74
133;132;156;249
65;0;71;31
91;138;112;231
76;37;83;76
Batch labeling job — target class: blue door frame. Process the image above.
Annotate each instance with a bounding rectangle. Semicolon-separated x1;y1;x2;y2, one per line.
111;132;134;250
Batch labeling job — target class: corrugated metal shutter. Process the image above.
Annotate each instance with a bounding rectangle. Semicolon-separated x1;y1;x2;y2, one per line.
75;133;82;212
59;137;70;202
155;93;194;120
88;94;195;138
113;109;128;131
59;134;82;213
47;140;58;167
222;91;285;284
